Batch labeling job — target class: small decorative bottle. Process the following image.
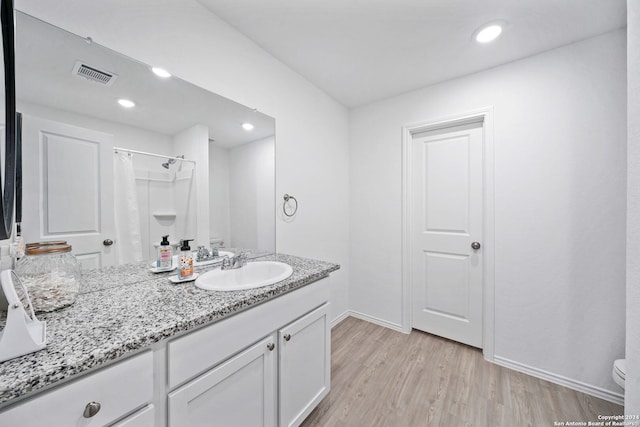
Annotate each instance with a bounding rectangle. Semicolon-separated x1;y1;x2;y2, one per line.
178;239;194;280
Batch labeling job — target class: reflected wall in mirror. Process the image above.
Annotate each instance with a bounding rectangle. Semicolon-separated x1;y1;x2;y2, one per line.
15;11;276;268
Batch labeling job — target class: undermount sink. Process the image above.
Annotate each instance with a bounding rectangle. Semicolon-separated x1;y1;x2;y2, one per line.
195;261;293;291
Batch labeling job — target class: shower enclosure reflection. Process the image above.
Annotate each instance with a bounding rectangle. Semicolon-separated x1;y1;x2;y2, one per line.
113;149;196;264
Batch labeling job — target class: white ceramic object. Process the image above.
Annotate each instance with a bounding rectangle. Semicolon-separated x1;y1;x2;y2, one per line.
195;261;293;291
150;266;177;273
169;273;199;284
0;270;47;362
613;359;625;389
151;255;179;269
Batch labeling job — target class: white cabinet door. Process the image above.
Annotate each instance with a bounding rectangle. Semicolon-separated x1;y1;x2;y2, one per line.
278;303;330;427
21;115;116;269
168;335;277;427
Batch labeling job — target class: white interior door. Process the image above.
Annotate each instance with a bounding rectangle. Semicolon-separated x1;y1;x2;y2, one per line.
22;115;116;269
411;123;484;348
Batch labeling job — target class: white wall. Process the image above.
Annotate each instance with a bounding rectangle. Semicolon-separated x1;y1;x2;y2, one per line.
17;0;350;322
350;31;627;397
209;138;275;252
173;125;209;248
626;0;640;414
209;144;231;247
229;137;275;252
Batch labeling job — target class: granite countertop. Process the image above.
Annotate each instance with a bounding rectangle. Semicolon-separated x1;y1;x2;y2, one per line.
0;253;339;406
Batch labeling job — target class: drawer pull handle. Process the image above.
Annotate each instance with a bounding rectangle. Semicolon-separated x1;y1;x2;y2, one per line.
284;334;292;342
267;343;275;351
83;401;101;418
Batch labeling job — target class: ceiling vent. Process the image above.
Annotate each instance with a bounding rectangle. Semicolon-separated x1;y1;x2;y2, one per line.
72;61;118;86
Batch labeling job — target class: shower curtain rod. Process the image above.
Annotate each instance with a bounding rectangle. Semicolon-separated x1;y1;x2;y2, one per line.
113;146;196;164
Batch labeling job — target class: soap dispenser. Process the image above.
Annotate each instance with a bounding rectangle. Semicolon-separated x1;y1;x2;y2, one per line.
178;239;194;280
157;235;173;270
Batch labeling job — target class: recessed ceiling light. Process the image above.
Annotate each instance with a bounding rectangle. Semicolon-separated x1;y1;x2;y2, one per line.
242;123;255;131
118;99;135;108
152;67;171;78
475;22;504;43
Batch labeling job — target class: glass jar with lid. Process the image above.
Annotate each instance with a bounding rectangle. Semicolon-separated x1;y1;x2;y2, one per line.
16;242;81;312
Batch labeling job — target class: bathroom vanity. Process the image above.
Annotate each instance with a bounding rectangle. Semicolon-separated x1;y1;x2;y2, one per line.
0;254;339;426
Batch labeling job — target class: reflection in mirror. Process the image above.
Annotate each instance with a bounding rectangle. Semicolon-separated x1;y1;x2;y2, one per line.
0;0;18;241
0;1;5;236
15;11;275;268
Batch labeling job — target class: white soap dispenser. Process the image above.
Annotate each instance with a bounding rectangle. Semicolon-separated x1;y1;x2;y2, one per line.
156;235;173;270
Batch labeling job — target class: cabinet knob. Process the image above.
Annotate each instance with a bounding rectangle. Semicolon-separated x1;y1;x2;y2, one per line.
83;401;101;418
267;343;275;351
103;239;114;246
471;241;481;250
284;334;292;342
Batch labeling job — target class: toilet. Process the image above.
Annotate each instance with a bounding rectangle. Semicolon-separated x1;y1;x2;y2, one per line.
613;359;626;389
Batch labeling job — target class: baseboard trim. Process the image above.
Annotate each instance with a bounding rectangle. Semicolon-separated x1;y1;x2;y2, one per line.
348;310;407;334
493;356;624;406
331;310;350;329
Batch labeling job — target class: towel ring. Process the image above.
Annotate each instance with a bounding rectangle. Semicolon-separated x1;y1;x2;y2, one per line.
283;194;298;217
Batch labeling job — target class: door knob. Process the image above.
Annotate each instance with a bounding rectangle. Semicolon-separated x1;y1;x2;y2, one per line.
103;239;114;246
471;242;481;250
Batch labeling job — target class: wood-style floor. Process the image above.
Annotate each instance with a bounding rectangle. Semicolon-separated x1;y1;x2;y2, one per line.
302;317;623;427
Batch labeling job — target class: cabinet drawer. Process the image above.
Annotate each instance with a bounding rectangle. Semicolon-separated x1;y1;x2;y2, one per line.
0;351;153;426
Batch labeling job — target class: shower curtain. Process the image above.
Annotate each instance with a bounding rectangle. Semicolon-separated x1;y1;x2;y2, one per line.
113;152;143;264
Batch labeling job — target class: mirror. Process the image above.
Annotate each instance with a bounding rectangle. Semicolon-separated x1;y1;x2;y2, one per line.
0;0;18;241
15;11;276;267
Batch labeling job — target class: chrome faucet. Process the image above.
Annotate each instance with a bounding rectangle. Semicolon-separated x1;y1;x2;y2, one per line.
221;252;247;270
196;245;219;262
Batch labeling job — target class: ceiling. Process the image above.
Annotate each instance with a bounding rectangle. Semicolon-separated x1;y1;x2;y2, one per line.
16;11;275;148
197;0;627;107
